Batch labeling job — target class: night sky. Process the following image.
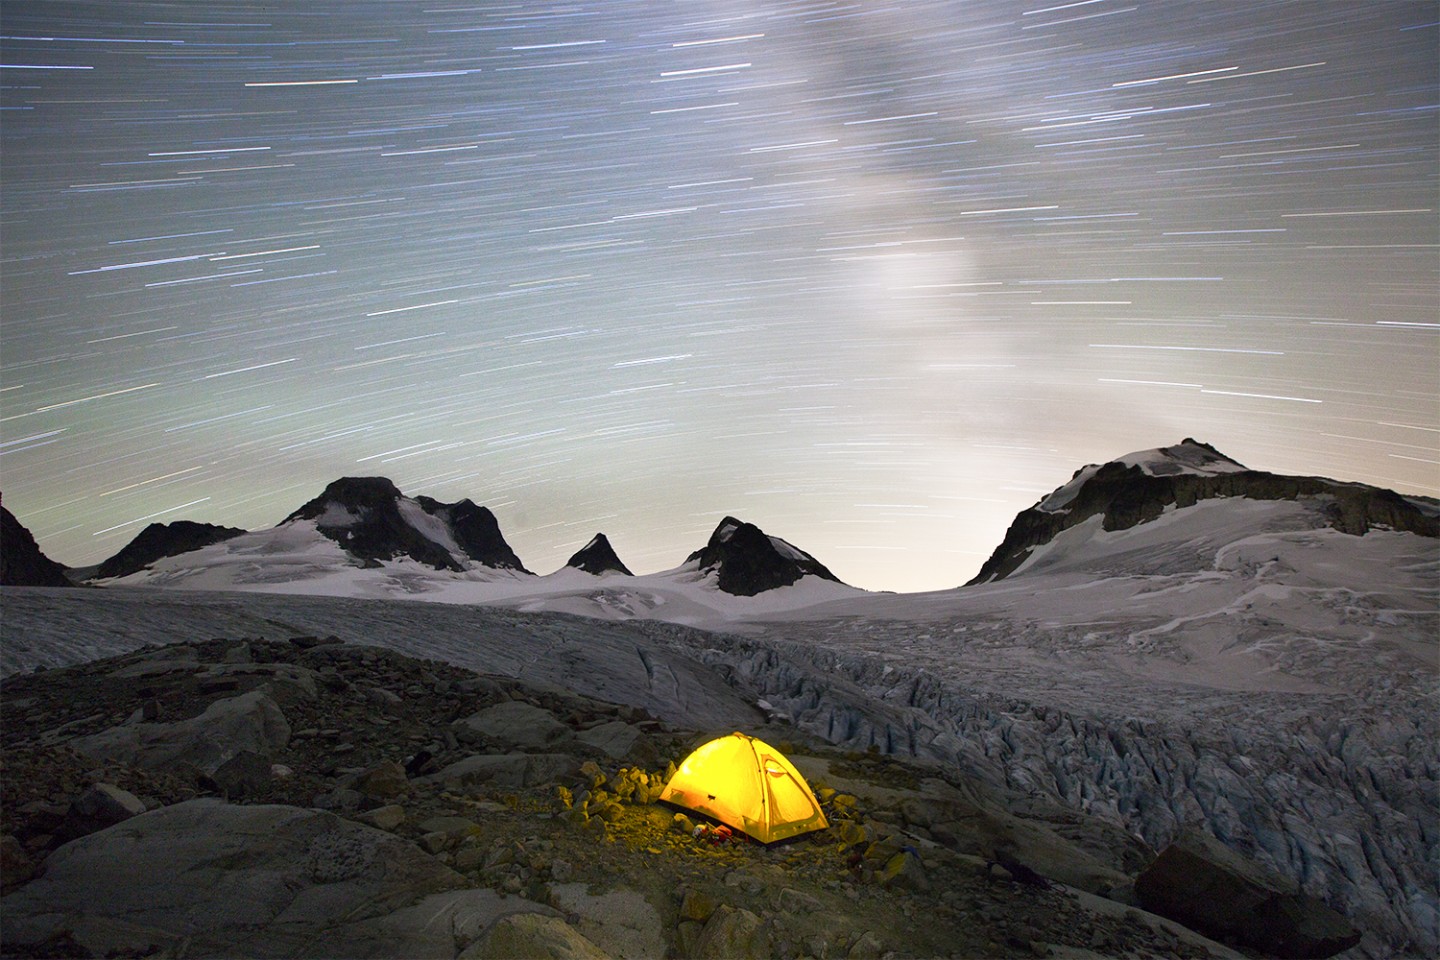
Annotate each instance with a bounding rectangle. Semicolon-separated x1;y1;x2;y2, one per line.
2;1;1436;593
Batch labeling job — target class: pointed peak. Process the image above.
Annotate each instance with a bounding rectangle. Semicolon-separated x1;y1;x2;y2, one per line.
566;532;632;576
710;516;748;544
687;517;843;596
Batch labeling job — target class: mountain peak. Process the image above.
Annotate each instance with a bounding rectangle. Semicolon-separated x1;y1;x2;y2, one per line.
566;533;633;576
1040;440;1247;514
293;476;404;515
94;520;245;581
283;478;528;573
0;504;72;587
686;517;843;596
970;440;1438;585
1117;438;1247;477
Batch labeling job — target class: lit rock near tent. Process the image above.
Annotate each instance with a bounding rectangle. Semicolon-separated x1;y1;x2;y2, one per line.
658;732;828;843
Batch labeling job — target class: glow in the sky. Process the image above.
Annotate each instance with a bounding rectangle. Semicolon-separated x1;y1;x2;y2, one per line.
2;1;1435;592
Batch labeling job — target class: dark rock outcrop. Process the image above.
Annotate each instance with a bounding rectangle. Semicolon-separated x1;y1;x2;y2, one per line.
1135;828;1362;959
685;517;842;596
282;477;528;573
970;439;1439;584
0;503;71;587
94;520;246;580
415;495;528;571
566;534;632;576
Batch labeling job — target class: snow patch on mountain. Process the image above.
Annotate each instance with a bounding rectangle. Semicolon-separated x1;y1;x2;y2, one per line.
395;498;465;563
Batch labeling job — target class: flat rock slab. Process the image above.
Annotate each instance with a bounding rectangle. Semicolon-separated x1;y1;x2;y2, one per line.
461;912;612;960
546;882;665;959
68;689;290;775
2;798;464;958
307;888;561;959
421;752;580;790
575;720;645;760
455;700;574;750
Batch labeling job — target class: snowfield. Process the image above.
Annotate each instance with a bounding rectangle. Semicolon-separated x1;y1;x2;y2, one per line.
4;467;1437;956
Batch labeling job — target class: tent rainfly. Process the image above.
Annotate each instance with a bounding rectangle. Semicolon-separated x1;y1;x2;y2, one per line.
658;731;829;843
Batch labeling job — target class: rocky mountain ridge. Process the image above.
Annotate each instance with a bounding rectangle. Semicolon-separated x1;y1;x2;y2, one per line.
969;439;1439;584
5;440;1433;598
0;504;72;588
283;476;530;574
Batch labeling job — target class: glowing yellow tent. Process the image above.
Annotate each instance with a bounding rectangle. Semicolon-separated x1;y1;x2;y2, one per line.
658;732;829;843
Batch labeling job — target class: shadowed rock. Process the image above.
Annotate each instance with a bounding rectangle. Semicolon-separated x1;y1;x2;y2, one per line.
1135;828;1362;959
1;504;71;587
0;799;468;958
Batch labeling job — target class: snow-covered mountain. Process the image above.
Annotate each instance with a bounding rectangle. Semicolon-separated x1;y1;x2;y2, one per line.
969;438;1437;584
683;515;844;596
281;476;529;573
86;477;536;596
86;479;859;618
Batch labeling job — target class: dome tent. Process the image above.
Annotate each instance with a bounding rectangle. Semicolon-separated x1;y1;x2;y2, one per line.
658;732;829;843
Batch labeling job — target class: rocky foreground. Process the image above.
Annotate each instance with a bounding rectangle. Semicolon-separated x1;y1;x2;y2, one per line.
1;636;1361;959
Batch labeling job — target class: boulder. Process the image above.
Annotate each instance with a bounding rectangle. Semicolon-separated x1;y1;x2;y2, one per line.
575;721;645;760
60;783;146;840
879;850;929;893
314;888;560;959
545;882;665;959
68;689;289;776
460;912;611;959
455;701;574;750
352;760;409;800
0;834;38;892
417;815;482;853
355;804;407;831
421;753;580;790
0;798;464;958
847;930;885;959
1135;828;1362;959
211;750;272;800
693;904;772;960
679;887;718;922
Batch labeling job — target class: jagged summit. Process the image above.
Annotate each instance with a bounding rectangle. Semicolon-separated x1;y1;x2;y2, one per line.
969;439;1438;585
283;477;529;573
1038;439;1247;513
565;533;632;576
1;503;72;587
94;521;246;581
686;516;843;597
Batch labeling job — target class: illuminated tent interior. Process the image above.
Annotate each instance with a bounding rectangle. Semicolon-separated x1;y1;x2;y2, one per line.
658;731;829;843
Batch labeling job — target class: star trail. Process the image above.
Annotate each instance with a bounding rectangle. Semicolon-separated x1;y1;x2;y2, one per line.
2;1;1436;592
